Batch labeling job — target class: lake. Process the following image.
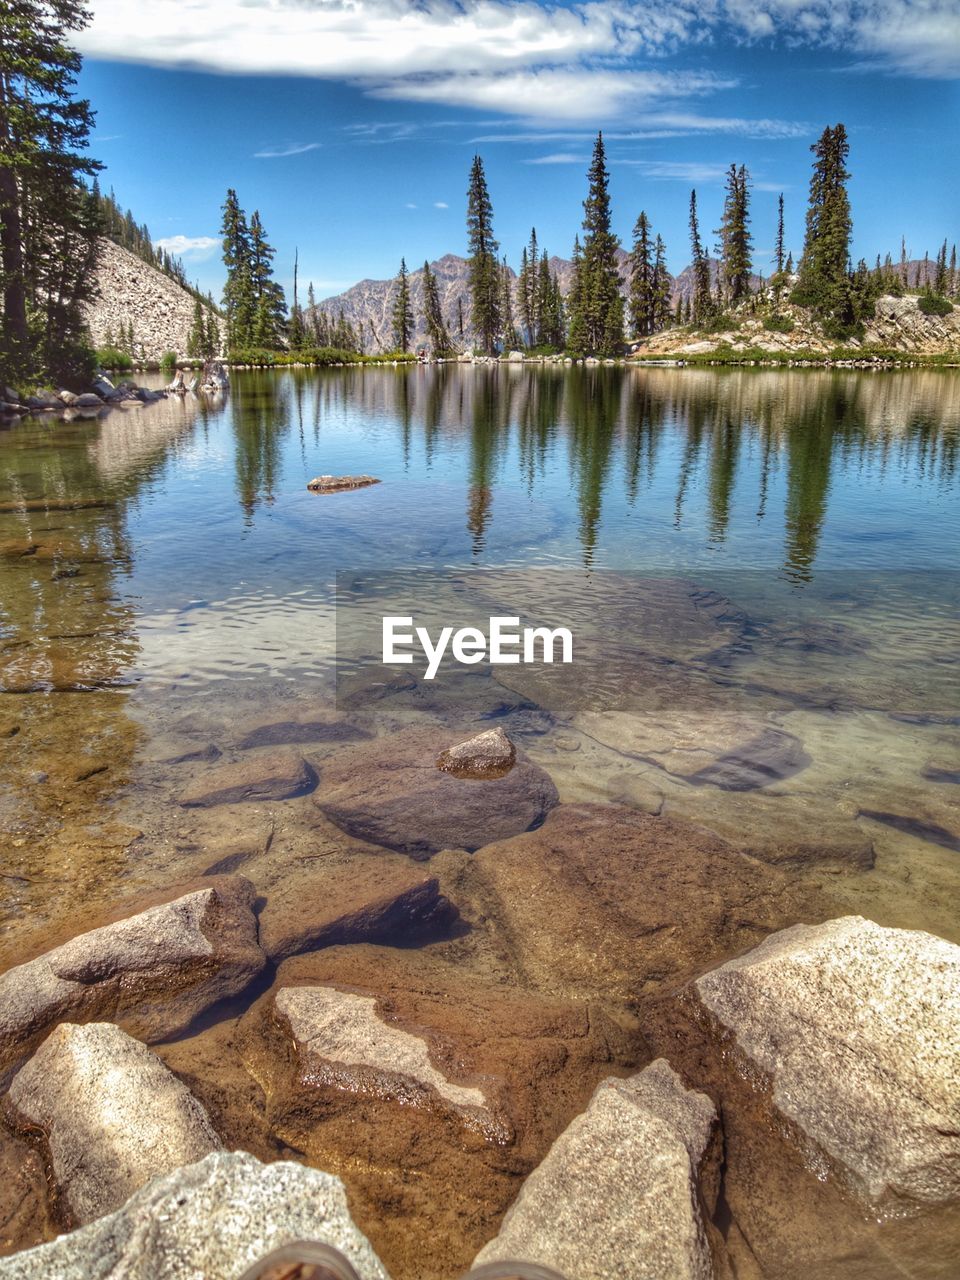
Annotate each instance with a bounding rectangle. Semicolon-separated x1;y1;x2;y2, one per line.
0;364;958;1277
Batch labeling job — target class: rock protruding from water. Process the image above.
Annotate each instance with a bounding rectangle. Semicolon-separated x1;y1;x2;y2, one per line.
315;726;558;857
274;986;507;1139
694;916;960;1211
199;360;229;391
0;1151;389;1280
6;1022;221;1225
307;474;381;493
179;747;317;807
437;727;516;779
474;1059;719;1280
0;877;265;1083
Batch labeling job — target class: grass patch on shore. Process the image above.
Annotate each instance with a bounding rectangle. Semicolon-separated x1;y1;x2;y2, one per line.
227;347;419;367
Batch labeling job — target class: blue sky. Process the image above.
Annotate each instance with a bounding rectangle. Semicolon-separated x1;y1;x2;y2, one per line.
74;0;960;302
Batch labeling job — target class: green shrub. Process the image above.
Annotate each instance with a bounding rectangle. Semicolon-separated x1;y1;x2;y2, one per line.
697;313;739;335
918;294;954;317
96;346;132;373
159;350;178;374
763;315;794;334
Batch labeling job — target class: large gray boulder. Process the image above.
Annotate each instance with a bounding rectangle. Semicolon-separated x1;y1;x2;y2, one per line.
6;1022;221;1224
693;916;960;1212
0;877;265;1084
474;1059;719;1280
0;1151;390;1280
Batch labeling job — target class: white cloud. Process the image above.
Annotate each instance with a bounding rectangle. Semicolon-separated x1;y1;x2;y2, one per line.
75;0;960;128
154;234;219;259
434;201;449;208
253;141;321;158
526;152;589;164
618;160;731;182
371;68;730;120
405;202;418;209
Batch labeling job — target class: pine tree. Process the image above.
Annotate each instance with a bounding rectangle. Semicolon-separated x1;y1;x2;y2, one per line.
950;245;958;298
538;251;565;349
689;190;712;324
934;240;948;296
499;257;520;350
466;155;500;353
0;0;103;384
422;259;451;357
289;247;304;349
391;257;412;351
457;297;465;345
220;189;255;350
249;210;286;348
566;235;587;355
775;193;786;275
795;124;854;327
187;297;204;358
518;227;541;346
718;164;752;305
568;134;623;355
652;235;671;332
628;212;656;337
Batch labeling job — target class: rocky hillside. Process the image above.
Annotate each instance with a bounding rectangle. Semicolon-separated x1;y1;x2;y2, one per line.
84;238;217;361
633;293;960;358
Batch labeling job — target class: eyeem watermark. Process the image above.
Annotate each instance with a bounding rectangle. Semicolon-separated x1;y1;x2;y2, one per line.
383;615;574;680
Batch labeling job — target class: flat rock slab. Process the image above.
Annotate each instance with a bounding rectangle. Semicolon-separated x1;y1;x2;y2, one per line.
6;1022;221;1225
474;1059;719;1280
0;1151;389;1280
0;876;265;1083
694;916;960;1211
274;986;506;1140
460;802;824;1002
315;727;558;857
307;475;381;492
578;709;809;790
180;748;317;807
437;727;516;779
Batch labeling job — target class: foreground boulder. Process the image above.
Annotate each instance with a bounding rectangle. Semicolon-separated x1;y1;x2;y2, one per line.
692;916;960;1212
0;877;265;1083
6;1022;221;1225
180;747;317;807
315;726;558;857
474;1059;720;1280
437;727;516;779
0;1151;389;1280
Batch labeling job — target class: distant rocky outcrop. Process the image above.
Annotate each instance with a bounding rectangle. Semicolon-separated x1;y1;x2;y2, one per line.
84;238;219;362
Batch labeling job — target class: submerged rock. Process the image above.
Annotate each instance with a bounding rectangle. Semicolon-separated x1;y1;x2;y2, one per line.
437;727;516;779
258;858;455;962
0;1151;389;1280
693;916;960;1213
6;1022;221;1225
315;726;558;857
307;474;381;493
460;802;823;1002
236;707;371;750
474;1059;719;1280
0;877;265;1083
180;747;317;807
